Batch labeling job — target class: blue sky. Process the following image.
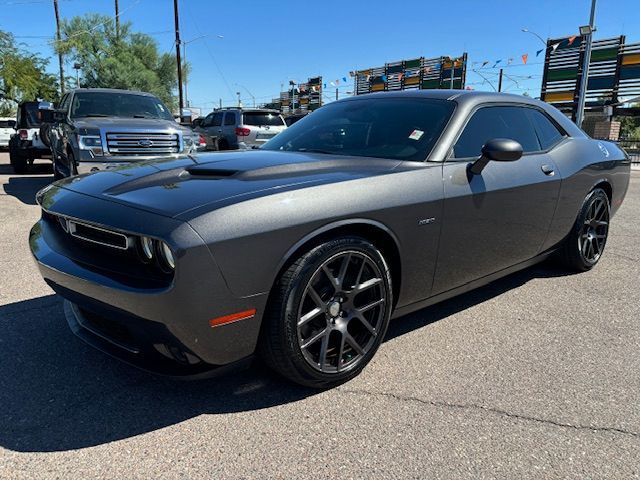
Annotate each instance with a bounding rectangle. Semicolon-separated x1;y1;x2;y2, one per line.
1;0;638;113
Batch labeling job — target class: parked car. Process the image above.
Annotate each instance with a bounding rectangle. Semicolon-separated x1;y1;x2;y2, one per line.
8;101;54;173
0;117;16;150
195;107;286;150
30;91;630;388
40;88;198;179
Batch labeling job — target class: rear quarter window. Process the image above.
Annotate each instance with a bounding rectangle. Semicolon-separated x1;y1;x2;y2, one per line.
526;109;566;150
242;112;285;127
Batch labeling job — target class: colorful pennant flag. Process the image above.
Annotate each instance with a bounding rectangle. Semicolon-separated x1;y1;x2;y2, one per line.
481;61;489;67
568;35;577;45
536;49;544;57
551;42;561;52
521;53;528;64
342;77;347;82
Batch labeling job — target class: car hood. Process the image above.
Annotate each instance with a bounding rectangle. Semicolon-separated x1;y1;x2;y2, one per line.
54;150;403;219
73;117;191;134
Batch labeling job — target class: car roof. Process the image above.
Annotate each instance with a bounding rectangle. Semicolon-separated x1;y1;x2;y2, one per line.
69;88;157;97
337;89;585;138
340;89;539;105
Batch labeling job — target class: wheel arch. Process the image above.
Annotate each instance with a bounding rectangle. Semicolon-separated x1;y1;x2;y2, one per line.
273;219;403;307
592;180;612;203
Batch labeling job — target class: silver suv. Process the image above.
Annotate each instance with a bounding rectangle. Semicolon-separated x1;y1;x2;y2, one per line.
196;108;286;150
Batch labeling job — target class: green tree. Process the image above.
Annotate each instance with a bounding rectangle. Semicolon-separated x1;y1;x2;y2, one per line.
619;104;640;139
0;30;59;116
56;14;180;111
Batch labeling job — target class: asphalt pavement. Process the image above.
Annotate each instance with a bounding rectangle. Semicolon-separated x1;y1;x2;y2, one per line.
0;152;638;479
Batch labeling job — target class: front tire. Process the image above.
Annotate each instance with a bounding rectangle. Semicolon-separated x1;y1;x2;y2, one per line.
260;236;393;388
558;188;610;271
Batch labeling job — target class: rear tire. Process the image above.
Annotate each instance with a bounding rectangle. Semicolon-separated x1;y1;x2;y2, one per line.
216;138;229;151
557;188;610;272
260;236;393;388
9;149;28;174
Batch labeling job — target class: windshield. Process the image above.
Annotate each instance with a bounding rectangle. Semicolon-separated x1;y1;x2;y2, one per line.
261;97;454;161
70;92;175;121
0;120;16;129
242;112;285;127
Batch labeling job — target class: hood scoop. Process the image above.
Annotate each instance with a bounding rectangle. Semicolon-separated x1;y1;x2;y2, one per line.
185;164;239;178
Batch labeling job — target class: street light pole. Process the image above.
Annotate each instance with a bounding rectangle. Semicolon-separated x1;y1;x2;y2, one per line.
521;28;547;46
235;84;256;107
181;34;221;109
575;0;598;127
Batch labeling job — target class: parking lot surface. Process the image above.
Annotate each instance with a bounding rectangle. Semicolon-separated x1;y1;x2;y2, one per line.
0;152;638;479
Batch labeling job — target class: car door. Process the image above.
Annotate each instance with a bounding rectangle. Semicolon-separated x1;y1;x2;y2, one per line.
432;104;562;294
222;111;237;146
207;111;224;144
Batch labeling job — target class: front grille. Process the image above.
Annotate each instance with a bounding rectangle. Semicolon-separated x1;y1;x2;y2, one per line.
106;132;180;156
68;220;130;250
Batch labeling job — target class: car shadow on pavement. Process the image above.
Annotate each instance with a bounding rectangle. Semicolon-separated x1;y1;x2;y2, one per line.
1;165;54;206
0;263;571;453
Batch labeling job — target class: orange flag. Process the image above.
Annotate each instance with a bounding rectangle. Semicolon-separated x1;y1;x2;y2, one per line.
521;53;529;65
568;35;577;45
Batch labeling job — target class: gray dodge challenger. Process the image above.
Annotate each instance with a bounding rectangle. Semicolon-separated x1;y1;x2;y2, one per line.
30;90;631;387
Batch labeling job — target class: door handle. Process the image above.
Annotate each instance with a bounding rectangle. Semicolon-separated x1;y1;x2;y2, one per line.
541;164;555;176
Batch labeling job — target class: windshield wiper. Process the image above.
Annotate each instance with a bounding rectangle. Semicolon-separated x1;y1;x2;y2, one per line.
132;115;153;119
297;148;336;155
77;114;109;118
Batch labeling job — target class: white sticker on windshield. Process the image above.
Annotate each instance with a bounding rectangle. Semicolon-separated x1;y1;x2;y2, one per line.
409;129;424;140
158;104;165;112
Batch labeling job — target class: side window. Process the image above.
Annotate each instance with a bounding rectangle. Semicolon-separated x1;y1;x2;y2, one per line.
212;112;224;127
526;109;565;150
224;112;236;126
58;94;71;113
202;113;214;127
453;106;540;159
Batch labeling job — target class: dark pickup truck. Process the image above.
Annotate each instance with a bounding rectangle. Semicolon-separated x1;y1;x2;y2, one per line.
41;88;198;179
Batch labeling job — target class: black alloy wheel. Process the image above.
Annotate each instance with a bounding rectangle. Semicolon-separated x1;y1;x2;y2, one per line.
261;236;393;388
579;193;609;264
559;188;610;271
297;250;387;374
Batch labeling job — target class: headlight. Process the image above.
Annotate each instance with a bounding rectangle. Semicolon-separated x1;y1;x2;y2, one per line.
159;241;175;270
139;236;154;260
78;135;103;156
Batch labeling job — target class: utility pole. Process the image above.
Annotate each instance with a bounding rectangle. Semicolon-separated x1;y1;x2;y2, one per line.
575;0;597;127
53;0;65;94
173;0;184;117
498;68;504;92
115;0;120;39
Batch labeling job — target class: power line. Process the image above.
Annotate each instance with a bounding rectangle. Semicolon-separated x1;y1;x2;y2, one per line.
183;0;234;98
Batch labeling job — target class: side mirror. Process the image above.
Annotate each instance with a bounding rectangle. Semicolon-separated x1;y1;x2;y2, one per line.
39;108;65;123
469;138;523;175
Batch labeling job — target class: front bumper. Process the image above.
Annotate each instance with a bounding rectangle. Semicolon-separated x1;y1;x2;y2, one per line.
29;189;268;376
